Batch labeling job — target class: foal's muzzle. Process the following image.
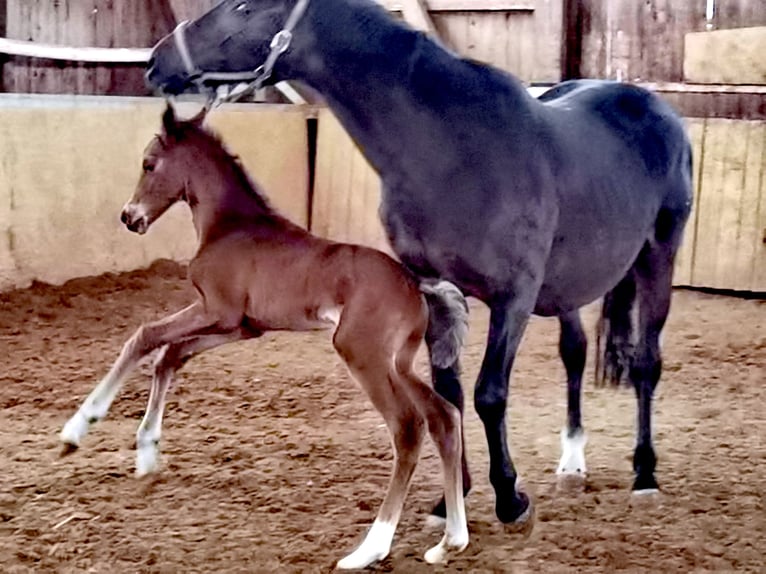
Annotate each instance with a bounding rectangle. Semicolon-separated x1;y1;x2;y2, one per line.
121;204;149;235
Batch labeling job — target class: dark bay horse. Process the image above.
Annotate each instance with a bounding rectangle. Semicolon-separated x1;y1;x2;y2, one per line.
145;0;694;527
59;104;469;568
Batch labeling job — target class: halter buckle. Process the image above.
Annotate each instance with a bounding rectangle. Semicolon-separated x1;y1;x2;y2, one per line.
270;30;293;54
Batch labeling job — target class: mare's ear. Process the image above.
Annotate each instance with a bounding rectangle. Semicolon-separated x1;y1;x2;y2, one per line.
162;102;180;138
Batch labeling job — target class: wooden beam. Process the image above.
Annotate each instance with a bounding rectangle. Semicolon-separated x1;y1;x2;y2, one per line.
380;0;534;11
399;0;437;35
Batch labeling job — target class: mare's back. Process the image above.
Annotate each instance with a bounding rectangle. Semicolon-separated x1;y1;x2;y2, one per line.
539;80;688;180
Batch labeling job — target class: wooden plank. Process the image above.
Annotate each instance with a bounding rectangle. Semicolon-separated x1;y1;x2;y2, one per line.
690;119;766;291
684;26;766;85
755;128;766;291
206;106;310;228
673;118;705;286
399;0;438;35
312;109;389;252
736;121;766;291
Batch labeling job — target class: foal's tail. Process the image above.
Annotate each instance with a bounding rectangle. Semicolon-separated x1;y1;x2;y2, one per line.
594;272;637;388
420;281;469;369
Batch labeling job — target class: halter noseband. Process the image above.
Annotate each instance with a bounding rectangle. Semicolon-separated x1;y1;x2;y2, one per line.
171;0;310;103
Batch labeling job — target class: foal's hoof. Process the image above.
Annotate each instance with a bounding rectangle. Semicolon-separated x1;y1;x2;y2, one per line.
424;531;469;565
556;471;587;494
59;442;79;457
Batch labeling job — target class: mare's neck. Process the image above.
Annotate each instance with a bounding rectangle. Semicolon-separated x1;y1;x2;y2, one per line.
288;0;533;182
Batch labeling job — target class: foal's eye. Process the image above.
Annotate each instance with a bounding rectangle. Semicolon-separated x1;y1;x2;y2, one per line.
234;2;248;12
143;160;155;172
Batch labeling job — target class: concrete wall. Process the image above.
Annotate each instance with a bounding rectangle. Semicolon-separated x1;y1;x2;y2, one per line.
0;95;310;291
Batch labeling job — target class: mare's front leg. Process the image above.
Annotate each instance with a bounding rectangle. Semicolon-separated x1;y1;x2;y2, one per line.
135;327;259;476
475;297;537;525
556;310;588;487
60;302;216;451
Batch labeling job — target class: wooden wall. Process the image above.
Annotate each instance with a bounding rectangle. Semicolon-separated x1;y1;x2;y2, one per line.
2;0;176;95
1;0;565;96
314;110;766;293
675;118;766;292
0;97;310;290
427;0;563;83
569;0;766;83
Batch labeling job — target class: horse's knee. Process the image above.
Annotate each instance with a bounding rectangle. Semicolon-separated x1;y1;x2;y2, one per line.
154;344;183;373
474;384;507;425
630;349;662;392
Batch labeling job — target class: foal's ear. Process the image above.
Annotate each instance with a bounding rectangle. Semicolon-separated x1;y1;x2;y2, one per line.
188;100;211;127
161;102;180;137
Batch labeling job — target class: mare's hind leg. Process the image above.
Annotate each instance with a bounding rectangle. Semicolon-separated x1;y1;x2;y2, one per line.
630;209;685;493
556;311;588;484
334;328;426;569
60;302;215;451
135;327;259;476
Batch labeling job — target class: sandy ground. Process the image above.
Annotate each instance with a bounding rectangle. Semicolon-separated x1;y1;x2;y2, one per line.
0;260;764;573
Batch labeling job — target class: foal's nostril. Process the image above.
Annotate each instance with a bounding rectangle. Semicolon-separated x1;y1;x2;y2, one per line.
120;210;130;225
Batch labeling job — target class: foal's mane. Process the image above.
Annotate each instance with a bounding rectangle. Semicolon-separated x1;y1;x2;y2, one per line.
169;121;276;215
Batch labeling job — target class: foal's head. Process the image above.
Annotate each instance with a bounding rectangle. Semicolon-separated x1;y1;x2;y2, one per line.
121;104;209;234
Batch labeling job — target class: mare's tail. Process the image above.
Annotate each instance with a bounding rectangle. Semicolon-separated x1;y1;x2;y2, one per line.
420;281;469;369
595;273;637;388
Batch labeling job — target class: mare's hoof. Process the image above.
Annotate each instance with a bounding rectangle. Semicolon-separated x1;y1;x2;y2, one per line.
499;491;534;536
630;488;663;509
59;442;79;457
556;471;587;494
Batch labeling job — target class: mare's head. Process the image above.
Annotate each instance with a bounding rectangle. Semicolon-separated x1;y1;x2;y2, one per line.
121;104;208;234
146;0;306;96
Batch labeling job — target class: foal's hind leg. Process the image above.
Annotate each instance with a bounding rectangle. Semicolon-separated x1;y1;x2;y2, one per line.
333;333;425;569
135;328;258;476
61;302;214;451
394;335;468;565
556;311;588;486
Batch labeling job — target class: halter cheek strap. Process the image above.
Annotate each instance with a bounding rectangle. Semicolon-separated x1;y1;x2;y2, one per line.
171;0;310;103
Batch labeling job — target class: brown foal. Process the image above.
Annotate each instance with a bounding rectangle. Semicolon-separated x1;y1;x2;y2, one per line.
59;104;468;568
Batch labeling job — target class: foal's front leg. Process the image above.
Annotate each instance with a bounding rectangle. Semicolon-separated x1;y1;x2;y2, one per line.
135;328;257;476
60;302;215;451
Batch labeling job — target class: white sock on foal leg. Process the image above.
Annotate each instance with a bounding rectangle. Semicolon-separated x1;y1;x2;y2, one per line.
424;480;469;564
60;373;125;447
556;427;588;475
336;519;396;570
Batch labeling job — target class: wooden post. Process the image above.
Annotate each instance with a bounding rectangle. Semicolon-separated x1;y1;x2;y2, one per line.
399;0;439;35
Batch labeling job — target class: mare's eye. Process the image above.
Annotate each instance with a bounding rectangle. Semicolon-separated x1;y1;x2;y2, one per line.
235;2;248;12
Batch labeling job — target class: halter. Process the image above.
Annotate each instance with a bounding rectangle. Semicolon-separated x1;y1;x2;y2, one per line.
172;0;310;103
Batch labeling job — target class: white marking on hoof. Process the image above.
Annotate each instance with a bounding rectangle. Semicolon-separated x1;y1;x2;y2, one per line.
424;514;446;529
556;428;588;476
135;442;160;477
632;488;660;496
424;528;469;565
336;519;395;570
60;412;90;447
